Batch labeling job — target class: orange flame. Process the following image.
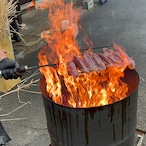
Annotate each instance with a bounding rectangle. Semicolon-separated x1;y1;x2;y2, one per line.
38;0;135;108
26;0;36;11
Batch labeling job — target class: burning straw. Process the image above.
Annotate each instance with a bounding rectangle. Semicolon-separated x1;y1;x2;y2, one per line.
38;0;136;108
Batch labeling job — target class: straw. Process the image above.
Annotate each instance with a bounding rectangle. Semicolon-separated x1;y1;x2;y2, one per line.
0;0;18;39
0;70;41;119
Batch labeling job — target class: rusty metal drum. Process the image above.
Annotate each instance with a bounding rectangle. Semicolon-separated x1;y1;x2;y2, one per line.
40;68;139;146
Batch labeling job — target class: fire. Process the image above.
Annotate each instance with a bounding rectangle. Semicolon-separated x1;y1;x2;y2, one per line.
38;0;135;108
26;0;36;10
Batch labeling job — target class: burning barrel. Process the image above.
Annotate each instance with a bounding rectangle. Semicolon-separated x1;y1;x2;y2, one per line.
40;68;139;146
37;1;139;145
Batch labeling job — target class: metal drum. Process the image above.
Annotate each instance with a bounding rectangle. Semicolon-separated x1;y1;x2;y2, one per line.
40;68;139;146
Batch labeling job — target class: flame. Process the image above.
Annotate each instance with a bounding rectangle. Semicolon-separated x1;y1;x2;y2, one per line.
38;0;134;108
26;0;36;11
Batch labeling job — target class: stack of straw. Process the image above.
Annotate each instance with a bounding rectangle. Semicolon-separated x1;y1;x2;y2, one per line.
0;0;21;93
0;0;17;40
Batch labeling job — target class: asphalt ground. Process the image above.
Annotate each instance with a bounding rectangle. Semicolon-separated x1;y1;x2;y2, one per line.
0;0;146;145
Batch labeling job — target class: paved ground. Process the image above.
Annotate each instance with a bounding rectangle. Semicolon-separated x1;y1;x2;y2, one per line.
0;0;146;145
